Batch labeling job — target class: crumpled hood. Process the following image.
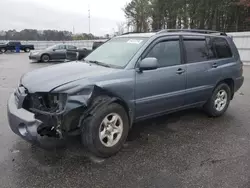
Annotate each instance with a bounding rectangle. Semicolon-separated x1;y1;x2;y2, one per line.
21;62;115;93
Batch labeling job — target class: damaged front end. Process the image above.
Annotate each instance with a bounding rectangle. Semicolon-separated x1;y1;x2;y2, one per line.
19;85;112;140
8;81;129;148
26;92;68;138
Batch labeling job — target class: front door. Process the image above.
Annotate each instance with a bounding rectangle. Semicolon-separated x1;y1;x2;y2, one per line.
135;36;187;120
53;45;66;59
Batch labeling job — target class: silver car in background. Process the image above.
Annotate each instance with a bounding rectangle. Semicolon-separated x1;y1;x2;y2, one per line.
29;44;77;62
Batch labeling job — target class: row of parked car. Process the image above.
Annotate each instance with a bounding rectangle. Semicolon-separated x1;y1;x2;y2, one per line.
0;40;105;62
29;41;105;62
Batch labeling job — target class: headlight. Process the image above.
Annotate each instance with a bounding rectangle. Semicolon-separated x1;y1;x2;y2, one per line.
31;52;40;55
30;93;68;113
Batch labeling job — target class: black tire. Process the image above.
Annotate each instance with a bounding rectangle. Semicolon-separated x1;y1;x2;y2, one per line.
81;103;129;158
41;54;50;62
24;48;30;53
0;48;6;53
204;83;231;117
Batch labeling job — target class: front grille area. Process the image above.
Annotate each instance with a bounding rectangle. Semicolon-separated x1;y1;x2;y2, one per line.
22;95;31;111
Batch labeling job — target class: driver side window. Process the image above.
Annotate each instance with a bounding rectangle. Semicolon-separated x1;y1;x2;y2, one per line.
146;40;181;68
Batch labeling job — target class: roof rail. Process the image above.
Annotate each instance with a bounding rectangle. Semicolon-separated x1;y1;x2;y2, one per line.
121;32;142;35
157;29;227;36
121;31;156;35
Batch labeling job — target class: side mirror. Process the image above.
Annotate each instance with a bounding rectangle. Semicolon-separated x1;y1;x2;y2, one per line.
53;49;56;51
139;57;158;71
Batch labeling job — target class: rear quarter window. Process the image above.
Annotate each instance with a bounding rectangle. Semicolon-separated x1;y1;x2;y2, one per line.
212;38;233;59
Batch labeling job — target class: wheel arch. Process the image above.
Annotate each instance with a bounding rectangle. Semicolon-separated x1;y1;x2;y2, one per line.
111;98;133;127
77;86;134;129
215;78;234;99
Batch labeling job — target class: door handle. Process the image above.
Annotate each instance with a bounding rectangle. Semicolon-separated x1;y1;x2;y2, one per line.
212;63;218;68
176;68;185;75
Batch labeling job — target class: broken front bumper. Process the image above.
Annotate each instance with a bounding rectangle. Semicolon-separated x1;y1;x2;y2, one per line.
7;93;62;148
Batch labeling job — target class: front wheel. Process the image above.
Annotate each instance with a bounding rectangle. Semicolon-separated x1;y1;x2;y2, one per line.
41;54;50;62
81;103;129;158
204;83;231;117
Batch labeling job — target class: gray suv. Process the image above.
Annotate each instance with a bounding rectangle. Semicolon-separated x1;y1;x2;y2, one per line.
7;30;244;157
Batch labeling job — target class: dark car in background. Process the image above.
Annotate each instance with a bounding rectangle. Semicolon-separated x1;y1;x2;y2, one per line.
0;41;34;53
66;47;92;61
29;44;77;62
92;41;105;50
66;41;105;61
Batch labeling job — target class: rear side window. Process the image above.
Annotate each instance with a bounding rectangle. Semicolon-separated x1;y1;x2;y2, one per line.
212;38;232;58
184;38;210;63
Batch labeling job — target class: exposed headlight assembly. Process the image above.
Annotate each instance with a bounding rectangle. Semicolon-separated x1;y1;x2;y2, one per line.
30;93;68;114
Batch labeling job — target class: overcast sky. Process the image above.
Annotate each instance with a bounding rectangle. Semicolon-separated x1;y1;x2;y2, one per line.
0;0;130;36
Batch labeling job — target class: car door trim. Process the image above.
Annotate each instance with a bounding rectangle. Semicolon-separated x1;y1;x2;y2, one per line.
136;86;187;104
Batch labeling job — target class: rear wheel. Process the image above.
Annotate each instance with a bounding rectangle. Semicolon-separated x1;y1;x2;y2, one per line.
24;48;30;53
81;103;129;158
41;54;50;62
204;83;231;117
0;48;6;53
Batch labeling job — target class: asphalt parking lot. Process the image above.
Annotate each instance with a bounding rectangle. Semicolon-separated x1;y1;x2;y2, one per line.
1;53;250;188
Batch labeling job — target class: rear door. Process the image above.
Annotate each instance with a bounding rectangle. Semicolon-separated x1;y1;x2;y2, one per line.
183;36;222;105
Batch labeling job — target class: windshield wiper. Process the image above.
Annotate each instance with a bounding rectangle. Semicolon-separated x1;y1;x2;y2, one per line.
87;60;111;68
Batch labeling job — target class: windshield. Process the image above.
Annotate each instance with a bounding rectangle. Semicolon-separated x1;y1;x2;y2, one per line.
84;37;148;68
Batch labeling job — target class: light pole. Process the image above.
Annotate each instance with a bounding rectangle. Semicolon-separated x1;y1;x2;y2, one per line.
88;5;91;34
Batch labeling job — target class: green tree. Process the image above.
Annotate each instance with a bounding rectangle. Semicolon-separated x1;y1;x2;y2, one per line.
124;0;151;32
124;0;250;32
